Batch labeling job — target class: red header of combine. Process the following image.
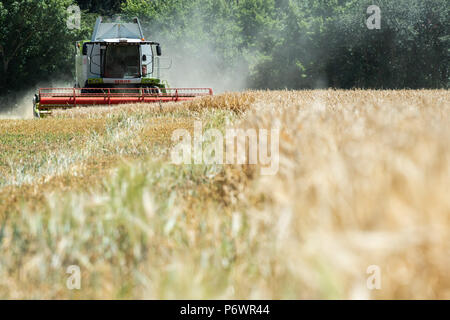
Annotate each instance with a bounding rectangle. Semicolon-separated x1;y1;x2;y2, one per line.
34;87;213;117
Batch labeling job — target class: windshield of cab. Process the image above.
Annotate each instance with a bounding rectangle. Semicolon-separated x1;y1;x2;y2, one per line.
104;45;140;78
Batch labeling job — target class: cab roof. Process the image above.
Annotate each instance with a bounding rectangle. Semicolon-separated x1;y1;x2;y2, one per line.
91;17;145;41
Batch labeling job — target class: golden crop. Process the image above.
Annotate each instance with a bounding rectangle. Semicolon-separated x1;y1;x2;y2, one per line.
0;90;448;299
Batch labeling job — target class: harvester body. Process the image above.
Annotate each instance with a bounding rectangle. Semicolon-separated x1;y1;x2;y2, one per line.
76;17;163;89
34;17;212;117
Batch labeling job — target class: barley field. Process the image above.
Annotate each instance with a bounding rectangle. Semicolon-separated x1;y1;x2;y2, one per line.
0;90;448;299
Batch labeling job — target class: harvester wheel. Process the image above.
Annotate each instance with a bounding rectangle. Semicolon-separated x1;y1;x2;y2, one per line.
33;94;40;118
144;86;161;95
81;87;104;94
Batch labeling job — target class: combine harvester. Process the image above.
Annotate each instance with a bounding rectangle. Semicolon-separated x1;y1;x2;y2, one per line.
33;17;213;117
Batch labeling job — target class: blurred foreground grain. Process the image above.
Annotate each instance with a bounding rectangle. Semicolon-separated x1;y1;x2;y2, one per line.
0;90;448;299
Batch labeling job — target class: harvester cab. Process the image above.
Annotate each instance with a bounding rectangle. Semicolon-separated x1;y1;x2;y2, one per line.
33;17;213;118
77;17;164;90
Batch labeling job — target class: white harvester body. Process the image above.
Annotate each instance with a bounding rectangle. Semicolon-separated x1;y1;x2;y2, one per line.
33;17;212;118
75;17;164;89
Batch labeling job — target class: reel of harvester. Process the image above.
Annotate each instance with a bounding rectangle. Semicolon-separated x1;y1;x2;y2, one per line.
33;87;213;118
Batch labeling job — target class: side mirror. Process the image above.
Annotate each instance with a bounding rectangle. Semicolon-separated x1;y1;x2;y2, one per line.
142;54;147;62
156;45;162;56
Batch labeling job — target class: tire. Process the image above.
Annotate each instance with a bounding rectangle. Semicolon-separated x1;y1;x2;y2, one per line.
33;94;40;119
81;87;104;94
144;86;161;95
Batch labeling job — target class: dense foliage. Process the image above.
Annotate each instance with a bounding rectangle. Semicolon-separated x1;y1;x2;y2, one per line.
0;0;96;97
122;0;449;89
0;0;448;96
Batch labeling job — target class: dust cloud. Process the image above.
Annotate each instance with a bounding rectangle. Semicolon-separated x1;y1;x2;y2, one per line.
0;80;72;119
158;41;249;93
0;90;35;119
140;12;249;93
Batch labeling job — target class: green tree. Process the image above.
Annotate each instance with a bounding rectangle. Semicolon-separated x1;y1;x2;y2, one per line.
0;0;87;94
76;0;124;15
327;0;449;88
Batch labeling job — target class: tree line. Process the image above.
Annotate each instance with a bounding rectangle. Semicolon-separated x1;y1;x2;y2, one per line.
0;0;448;96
